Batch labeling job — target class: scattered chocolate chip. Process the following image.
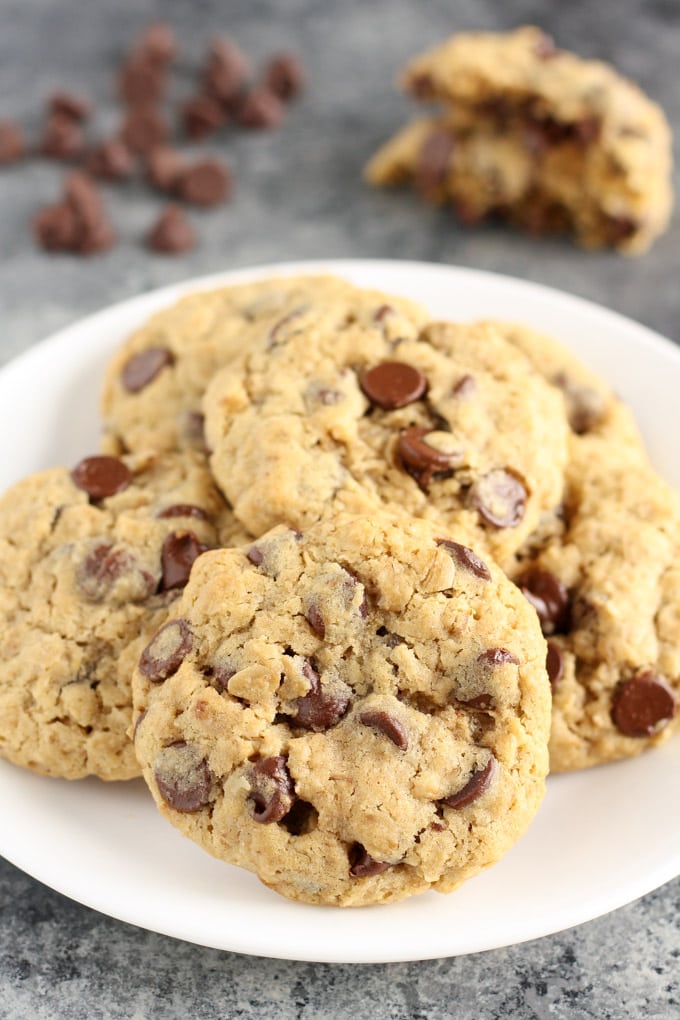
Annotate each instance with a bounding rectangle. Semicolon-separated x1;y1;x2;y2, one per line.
246;545;264;566
237;87;285;129
305;603;326;639
181;94;227;141
49;92;91;122
139;619;192;682
414;129;455;196
63;171;115;253
516;567;571;635
452;374;475;397
248;755;295;823
263;53;305;101
146;146;185;192
176;159;231;206
157;504;209;521
33;203;79;251
118;55;166;106
160;531;208;591
440;755;497;809
436;539;491;581
290;660;349;731
360;361;427;409
349;843;391;878
398;426;461;490
121;346;174;392
41;113;85;160
138;22;177;65
85;137;136;180
477;648;519;667
154;741;212;813
147;204;195;255
0;121;26;164
71;455;132;499
359;710;408;750
546;640;564;690
121;106;169;155
202;37;251;105
611;672;676;738
470;468;527;529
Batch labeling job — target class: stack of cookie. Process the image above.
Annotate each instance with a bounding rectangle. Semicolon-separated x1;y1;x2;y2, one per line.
365;26;673;253
1;275;677;907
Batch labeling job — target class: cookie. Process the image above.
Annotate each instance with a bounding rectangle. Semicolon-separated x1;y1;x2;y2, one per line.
204;316;569;567
100;275;429;455
0;450;247;780
510;436;679;771
132;511;550;906
367;27;672;252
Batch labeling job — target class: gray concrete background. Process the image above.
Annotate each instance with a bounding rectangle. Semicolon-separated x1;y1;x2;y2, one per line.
0;1;678;1016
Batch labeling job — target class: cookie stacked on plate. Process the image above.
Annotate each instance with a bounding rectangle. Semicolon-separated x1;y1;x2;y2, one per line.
0;274;677;906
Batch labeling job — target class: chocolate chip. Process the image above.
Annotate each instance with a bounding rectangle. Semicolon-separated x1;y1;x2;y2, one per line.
398;426;461;490
373;304;394;323
176;159;231;206
71;455;132;499
33;203;79;251
470;468;527;528
460;693;494;711
348;843;391;878
147;204;195;255
49;92;91;122
157;504;209;521
208;663;236;692
263;53;305;101
436;539;491;581
77;542;154;602
121;107;169;155
139;619;192;682
246;545;264;566
0;121;26;164
414;129;455;197
41;114;85;160
546;640;564;690
202;37;251;105
359;710;408;750
146;146;185;192
121;346;174;392
552;372;605;434
611;672;676;738
477;648;519;666
360;361;427;409
160;531;208;591
64;171;115;253
440;755;497;809
154;741;212;813
452;374;475;397
290;660;349;731
305;603;326;639
516;567;571;635
181;94;227;141
238;87;285;128
248;755;295;823
118;56;166;106
85;138;136;181
267;307;307;348
139;22;177;65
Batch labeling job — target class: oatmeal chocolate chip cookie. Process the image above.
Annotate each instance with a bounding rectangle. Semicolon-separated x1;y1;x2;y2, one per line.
204;317;569;566
132;512;550;906
509;437;680;771
101;275;428;455
367;27;672;252
0;450;246;781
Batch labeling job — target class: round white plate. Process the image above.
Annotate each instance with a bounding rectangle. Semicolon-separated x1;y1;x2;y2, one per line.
1;260;679;964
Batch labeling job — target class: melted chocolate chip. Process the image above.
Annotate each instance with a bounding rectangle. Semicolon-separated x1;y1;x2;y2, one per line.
398;426;461;490
516;567;571;635
348;843;391;878
77;543;154;602
470;469;527;528
552;372;605;435
436;539;491;581
359;710;408;750
440;756;497;809
248;755;296;823
157;504;209;521
546;640;564;690
452;374;476;397
154;741;212;812
267;307;307;348
208;663;237;692
290;660;349;731
611;672;676;738
160;531;208;591
246;545;264;566
122;347;174;392
139;619;192;682
305;603;326;639
71;455;132;500
477;648;519;667
360;361;427;409
414;129;455;196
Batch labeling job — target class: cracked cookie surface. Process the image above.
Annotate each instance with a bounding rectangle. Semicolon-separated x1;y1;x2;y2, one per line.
0;450;246;780
132;511;550;906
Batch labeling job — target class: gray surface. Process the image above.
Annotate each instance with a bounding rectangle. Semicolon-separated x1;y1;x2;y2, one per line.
0;0;678;1017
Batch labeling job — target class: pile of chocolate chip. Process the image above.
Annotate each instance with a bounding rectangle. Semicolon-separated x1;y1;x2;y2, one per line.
0;22;305;255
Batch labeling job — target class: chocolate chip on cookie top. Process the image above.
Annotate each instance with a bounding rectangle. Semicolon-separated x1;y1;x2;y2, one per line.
132;512;550;907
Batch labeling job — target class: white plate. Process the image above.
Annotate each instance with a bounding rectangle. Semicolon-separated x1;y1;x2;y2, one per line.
1;260;679;964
